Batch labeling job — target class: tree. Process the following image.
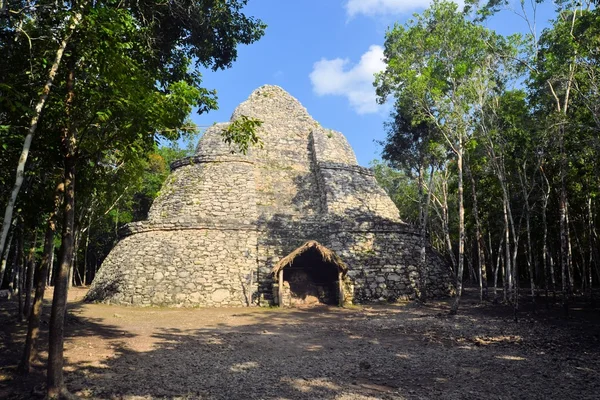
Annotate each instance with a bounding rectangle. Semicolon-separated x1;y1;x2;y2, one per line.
376;0;506;313
1;2;265;397
378;98;445;300
0;4;83;262
528;3;598;314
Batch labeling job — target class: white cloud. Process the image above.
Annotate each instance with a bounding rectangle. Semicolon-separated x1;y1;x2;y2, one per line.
309;45;385;115
345;0;464;17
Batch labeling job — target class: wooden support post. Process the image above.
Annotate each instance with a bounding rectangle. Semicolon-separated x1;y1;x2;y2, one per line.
338;271;345;306
278;269;284;307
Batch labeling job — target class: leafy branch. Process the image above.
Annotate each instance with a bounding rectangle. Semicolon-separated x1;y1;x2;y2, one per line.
221;115;263;155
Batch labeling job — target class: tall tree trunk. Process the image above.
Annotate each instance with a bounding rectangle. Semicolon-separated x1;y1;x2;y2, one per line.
47;63;77;399
18;184;62;375
71;225;82;286
8;226;20;294
16;227;24;319
0;11;82;260
521;174;535;303
23;230;39;318
547;9;577;314
438;172;457;272
0;222;15;288
566;202;574;295
48;241;55;286
559;126;570;317
541;168;551;306
503;200;510;303
573;231;586;293
450;146;465;315
417;164;434;301
493;237;503;303
417;164;426;300
468;166;487;301
82;209;93;286
587;196;594;301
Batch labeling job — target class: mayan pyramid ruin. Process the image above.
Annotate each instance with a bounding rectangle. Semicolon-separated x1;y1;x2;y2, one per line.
86;85;451;307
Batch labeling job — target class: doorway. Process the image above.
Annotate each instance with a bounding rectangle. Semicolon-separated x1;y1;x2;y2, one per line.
273;241;346;307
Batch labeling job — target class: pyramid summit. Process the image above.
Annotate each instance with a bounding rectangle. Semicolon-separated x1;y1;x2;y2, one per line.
87;85;451;307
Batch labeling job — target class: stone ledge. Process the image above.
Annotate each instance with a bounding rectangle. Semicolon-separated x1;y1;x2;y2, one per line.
119;217;421;238
317;161;374;177
170;155;255;171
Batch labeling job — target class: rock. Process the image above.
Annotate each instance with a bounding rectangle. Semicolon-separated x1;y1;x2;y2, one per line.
211;289;230;303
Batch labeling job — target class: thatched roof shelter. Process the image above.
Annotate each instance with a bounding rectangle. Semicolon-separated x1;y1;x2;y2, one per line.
272;240;348;276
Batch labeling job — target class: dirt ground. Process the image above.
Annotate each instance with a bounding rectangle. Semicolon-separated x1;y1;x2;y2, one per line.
1;288;600;400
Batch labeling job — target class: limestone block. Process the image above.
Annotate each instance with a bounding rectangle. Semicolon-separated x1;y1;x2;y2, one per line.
211;289;230;303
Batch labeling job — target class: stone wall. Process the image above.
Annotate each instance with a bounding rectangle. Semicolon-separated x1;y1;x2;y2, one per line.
328;230;450;302
148;159;257;224
87;85;453;307
86;228;258;307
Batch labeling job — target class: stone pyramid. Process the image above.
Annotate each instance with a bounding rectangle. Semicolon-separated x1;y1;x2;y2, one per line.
87;85;451;307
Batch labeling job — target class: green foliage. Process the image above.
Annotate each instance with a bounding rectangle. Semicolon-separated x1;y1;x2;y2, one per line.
373;0;600;296
379;96;447;175
0;0;266;295
376;0;506;141
221;115;264;155
371;160;420;224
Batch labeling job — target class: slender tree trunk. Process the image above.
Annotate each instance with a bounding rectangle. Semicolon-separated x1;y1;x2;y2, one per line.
17;228;24;319
503;201;510;303
23;230;39;318
543;170;556;304
417;164;426;300
417;164;434;301
47;63;78;399
558;126;570;317
82;210;93;286
451;146;465;315
48;241;55;286
587;196;594;301
493;237;503;303
8;226;19;294
573;232;586;293
468;166;486;301
466;244;477;283
521;176;535;303
0;11;82;260
0;223;15;288
50;245;59;287
68;249;74;288
541;168;551;306
566;202;574;295
438;173;457;273
71;226;82;286
18;184;62;375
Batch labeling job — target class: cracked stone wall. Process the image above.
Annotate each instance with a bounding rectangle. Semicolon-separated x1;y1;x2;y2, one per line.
87;85;452;307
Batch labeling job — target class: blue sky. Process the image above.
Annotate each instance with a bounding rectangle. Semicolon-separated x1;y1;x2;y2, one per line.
192;0;556;166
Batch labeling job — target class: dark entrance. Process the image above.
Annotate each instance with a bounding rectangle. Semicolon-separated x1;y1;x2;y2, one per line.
283;248;339;306
273;241;347;307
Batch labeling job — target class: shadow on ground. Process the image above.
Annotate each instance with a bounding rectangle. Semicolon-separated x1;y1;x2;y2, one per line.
1;288;600;399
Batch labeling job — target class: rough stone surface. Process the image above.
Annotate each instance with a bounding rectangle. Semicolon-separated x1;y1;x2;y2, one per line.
86;85;452;307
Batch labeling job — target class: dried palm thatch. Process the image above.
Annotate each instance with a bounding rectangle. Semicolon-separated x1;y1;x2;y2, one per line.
272;240;347;275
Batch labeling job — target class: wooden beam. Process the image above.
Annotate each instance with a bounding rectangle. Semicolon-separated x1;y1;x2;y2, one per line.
338;271;345;306
278;269;284;307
